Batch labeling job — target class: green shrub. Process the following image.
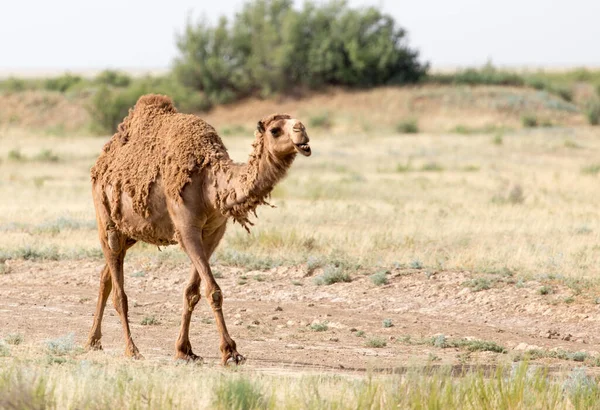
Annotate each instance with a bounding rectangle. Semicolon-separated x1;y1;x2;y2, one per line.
370;271;389;286
522;115;538;128
313;265;352;285
0;77;27;92
174;1;427;105
44;73;82;93
382;319;393;328
4;333;23;345
585;100;600;125
309;113;332;129
94;70;132;88
87;77;212;134
366;337;387;348
310;322;328;332
582;164;600;175
396;119;419;134
45;333;76;356
141;316;160;326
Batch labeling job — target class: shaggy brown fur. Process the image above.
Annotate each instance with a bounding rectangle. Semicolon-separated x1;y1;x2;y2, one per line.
86;94;311;365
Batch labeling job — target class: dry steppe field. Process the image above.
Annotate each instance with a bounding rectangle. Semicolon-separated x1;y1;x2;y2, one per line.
2;86;600;408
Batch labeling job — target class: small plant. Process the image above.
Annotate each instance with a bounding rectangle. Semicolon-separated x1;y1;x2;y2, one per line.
0;341;9;357
213;270;223;278
370;271;389;286
45;333;76;356
310;322;329;332
309;113;332;129
410;259;423;270
492;134;503;145
564;139;582;149
432;334;448;348
291;280;303;286
131;271;145;277
313;265;351;285
141;316;160;326
538;286;553;295
366;337;387;348
8;149;24;161
354;330;365;337
464;277;492;292
581;164;600;175
382;319;393;328
585;100;600;125
420;162;444;172
395;119;419;134
4;333;23;345
564;296;575;304
253;274;266;282
522;115;538;128
33;149;60;163
395;162;412;173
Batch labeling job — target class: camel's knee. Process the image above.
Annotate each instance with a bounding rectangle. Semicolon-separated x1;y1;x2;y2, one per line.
112;291;128;315
107;228;122;253
185;284;201;312
206;287;223;311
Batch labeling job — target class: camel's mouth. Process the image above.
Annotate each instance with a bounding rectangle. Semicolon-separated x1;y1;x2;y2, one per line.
294;143;311;157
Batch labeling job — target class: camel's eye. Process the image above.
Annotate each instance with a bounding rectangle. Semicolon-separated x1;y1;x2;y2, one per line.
270;127;281;137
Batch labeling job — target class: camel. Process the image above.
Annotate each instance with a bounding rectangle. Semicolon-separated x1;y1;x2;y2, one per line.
85;94;311;365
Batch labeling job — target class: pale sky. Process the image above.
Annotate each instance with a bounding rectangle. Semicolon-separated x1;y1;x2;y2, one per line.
1;0;599;70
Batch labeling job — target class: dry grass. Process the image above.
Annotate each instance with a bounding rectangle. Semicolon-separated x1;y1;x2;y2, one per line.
1;122;600;279
0;356;599;409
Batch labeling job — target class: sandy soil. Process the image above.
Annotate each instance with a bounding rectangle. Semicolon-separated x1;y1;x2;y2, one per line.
2;259;600;373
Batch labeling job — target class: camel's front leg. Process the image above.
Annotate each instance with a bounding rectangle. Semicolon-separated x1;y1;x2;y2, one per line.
178;229;245;366
175;266;202;361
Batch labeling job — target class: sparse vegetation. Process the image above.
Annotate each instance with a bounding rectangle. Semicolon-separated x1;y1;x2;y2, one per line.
464;277;493;292
4;333;23;346
522;114;538;128
141;316;160;326
538;286;553;295
309;113;333;129
366;337;387;348
382;319;393;328
370;271;389;286
310;322;329;332
395;119;419;134
45;333;77;356
313;265;352;285
585;100;600;125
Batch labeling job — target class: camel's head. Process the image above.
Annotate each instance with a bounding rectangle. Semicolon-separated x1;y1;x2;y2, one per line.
257;114;311;158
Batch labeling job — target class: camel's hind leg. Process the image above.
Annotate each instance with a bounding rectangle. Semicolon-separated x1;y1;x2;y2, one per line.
87;239;137;352
175;266;202;361
86;264;112;350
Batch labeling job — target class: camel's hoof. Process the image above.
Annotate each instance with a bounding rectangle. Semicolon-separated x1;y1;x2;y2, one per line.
86;339;103;351
225;353;246;366
176;352;203;362
126;349;144;360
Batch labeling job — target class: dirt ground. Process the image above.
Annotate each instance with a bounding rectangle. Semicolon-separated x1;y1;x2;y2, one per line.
2;258;600;373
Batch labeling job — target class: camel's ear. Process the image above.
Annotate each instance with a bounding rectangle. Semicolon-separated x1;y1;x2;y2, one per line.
256;121;265;134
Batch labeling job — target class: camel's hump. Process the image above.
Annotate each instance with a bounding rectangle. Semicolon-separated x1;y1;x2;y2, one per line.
134;94;177;113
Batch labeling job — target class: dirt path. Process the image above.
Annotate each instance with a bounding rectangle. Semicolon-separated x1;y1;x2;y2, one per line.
1;259;599;372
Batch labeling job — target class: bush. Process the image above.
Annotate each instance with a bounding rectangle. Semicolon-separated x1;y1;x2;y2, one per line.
44;73;82;93
522;115;538;128
87;76;211;134
174;0;428;105
585;100;600;125
313;265;351;285
430;62;524;87
94;70;132;88
370;271;388;286
396;119;419;134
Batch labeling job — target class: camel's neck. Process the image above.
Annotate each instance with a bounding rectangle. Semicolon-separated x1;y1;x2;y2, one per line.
213;134;296;229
